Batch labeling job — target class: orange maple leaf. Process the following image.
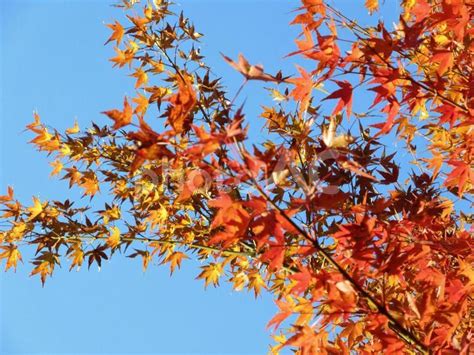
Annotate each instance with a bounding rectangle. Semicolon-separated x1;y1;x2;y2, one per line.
105;21;125;45
102;97;133;130
165;74;197;134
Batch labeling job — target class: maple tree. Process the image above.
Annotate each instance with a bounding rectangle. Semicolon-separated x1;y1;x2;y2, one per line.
1;0;473;353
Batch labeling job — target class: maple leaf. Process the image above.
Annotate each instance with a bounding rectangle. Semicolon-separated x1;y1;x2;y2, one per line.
65;120;80;135
63;166;82;188
301;0;325;15
365;0;379;14
322;80;353;118
8;222;26;241
29;123;61;152
411;0;431;23
248;271;266;297
322;114;354;148
165;73;197;134
127;249;152;272
102;97;133;130
260;227;286;270
432;51;453;76
126;14;150;29
444;160;473;196
131;67;148;88
162;251;188;274
30;252;59;286
127;118;174;172
105;21;125;45
106;226;121;249
132;92;149;117
371;100;400;136
49;160;63;177
79;173;100;197
67;245;84;271
0;186;14;202
267;298;294;331
288;66;314;115
26;111;42;133
222;53;280;82
85;245;109;271
110;46;134;68
28;196;45;221
145;205;168;229
197;263;223;288
423;152;444;178
289;267;313;295
0;245;22;271
339;158;378;181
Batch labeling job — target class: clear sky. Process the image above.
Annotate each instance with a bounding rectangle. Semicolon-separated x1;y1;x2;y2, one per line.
0;1;399;354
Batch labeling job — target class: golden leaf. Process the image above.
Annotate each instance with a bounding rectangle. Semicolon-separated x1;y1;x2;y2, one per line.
30;260;54;286
163;251;188;274
80;174;100;197
0;245;22;271
197;263;223;287
65;120;80;135
50;160;64;177
28;196;45;221
68;246;84;271
9;222;26;242
131;67;148;88
106;226;121;249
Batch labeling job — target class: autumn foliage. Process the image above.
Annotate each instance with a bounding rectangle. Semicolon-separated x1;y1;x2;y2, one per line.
1;0;473;353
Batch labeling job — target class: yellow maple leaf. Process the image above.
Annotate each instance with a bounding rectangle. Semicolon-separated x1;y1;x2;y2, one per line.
106;226;121;249
0;245;22;271
141;252;152;272
28;196;45;221
65;120;80;135
80;175;100;197
146;205;168;229
131;67;148;88
150;60;164;73
9;222;26;242
101;205;121;225
270;89;288;102
68;247;84;271
26;111;42;133
163;251;188;274
30;127;53;146
30;260;54;286
230;272;248;291
50;160;64;177
248;271;266;297
132;92;149;117
60;144;72;157
438;198;453;219
197;263;223;287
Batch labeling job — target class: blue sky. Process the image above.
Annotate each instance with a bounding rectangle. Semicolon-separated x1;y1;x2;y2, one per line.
0;1;400;354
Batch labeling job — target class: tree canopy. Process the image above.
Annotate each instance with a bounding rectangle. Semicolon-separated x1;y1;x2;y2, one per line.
1;0;473;353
